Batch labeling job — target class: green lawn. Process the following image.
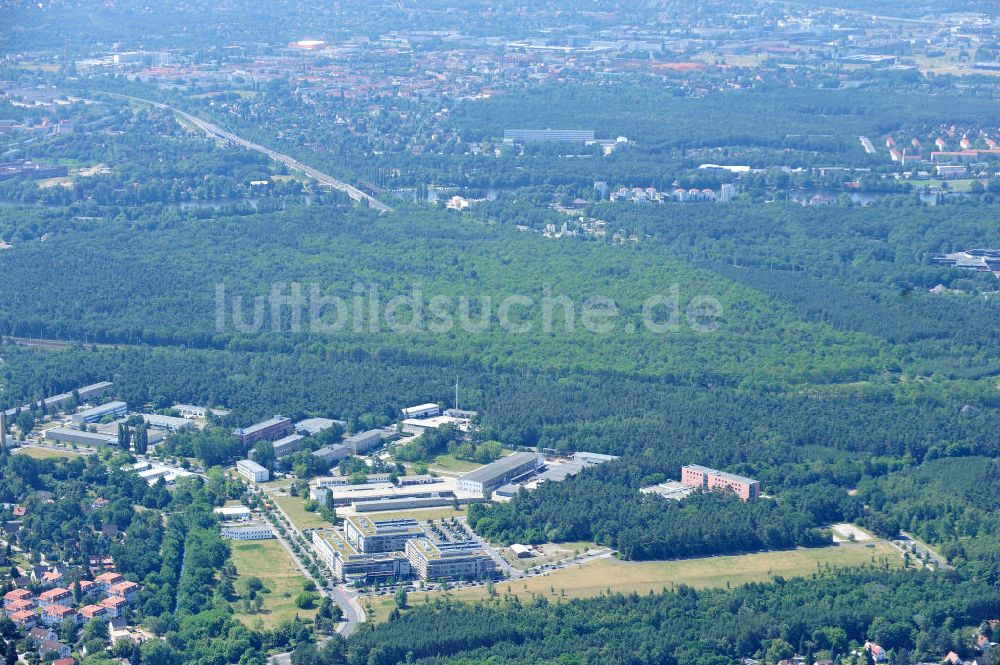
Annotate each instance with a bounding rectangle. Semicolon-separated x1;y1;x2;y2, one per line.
425;454;482;474
15;446;85;460
372;541;902;621
272;493;330;530
424;449;516;475
229;539;318;628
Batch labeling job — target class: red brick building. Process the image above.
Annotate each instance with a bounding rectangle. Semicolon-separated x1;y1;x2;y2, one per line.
680;465;760;501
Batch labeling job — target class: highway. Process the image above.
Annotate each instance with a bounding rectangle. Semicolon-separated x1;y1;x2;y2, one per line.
106;93;393;213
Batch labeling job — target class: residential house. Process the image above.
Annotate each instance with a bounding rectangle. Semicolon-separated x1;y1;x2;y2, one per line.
107;580;140;602
38;587;72;607
42;604;77;626
4;588;33;606
11;609;37;627
94;571;123;591
40;570;65;587
5;599;35;616
100;595;127;618
38;639;71;658
80;604;108;621
865;642;887;663
27;626;57;643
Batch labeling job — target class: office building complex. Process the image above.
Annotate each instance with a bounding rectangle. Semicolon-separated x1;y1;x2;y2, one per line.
343;516;424;553
233;416;293;447
457;452;544;495
311;530;410;584
405;539;496;581
680;464;760;501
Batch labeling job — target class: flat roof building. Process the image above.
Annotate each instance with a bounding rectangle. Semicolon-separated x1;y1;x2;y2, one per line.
294;418;344;436
233;416;293;447
173;404;231;419
640;480;697;500
4;381;113;419
343;516;424;553
45;427;117;447
345;429;388;454
221;524;274;540
312;482;458;508
681;464;760;501
71;401;128;426
457;452;544;496
405;538;496;581
400;415;462;436
397;474;436;486
401;403;440;419
213;505;252;521
141;413;193;432
313;473;392;489
311;529;410;584
312;443;352;466
503;129;595;143
271;433;305;458
236;459;270;483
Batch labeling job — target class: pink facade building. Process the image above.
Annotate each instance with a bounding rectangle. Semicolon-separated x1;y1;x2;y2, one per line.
680;465;760;501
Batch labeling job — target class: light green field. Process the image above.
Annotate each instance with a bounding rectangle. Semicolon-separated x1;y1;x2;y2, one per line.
272;494;329;530
424;448;516;475
229;539;318;628
911;178;979;192
371;542;901;622
425;454;483;474
15;446;84;460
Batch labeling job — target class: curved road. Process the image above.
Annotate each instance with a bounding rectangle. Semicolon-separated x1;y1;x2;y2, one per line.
107;93;392;213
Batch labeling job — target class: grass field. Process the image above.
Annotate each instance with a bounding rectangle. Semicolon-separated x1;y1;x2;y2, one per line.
370;541;901;622
425;454;483;474
272;494;329;531
15;446;85;460
424;449;516;475
229;539;318;628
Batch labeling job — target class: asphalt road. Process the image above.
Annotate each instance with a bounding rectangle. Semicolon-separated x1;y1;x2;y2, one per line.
105;93;393;213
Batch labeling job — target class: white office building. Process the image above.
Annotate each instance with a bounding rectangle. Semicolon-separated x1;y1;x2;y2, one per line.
236;459;270;483
221;524;274;540
456;452;544;495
